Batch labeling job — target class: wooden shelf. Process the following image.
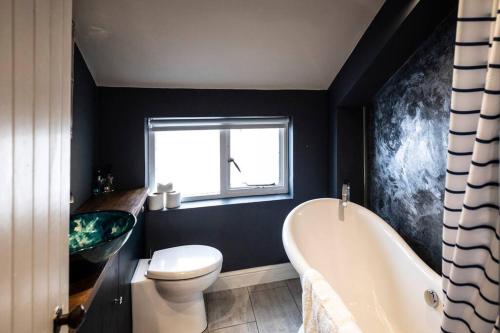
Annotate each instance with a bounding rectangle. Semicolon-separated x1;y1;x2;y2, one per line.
69;188;148;312
77;187;148;217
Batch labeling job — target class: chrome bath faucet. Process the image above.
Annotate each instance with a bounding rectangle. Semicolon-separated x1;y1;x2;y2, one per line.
342;183;350;207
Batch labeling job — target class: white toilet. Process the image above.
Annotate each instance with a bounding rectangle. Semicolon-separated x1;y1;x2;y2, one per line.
131;245;223;333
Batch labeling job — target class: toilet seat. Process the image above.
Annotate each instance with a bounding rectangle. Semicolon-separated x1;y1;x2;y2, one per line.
146;245;223;280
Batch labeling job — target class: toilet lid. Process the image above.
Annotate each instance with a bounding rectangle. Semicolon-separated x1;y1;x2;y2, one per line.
147;245;223;280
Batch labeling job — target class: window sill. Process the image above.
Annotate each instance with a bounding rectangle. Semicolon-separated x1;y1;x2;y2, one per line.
145;193;293;212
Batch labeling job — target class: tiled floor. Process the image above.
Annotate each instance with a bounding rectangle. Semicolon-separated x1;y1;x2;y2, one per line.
204;279;303;333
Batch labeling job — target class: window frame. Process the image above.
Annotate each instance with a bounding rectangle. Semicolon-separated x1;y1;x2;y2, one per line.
146;116;290;202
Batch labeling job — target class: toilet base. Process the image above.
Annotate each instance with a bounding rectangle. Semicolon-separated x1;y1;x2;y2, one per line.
155;291;207;333
132;259;211;333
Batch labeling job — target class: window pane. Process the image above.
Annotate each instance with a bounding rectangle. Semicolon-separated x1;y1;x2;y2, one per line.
154;130;220;197
230;128;281;188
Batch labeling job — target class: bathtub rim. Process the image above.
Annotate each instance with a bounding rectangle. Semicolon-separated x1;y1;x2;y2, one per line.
282;197;441;287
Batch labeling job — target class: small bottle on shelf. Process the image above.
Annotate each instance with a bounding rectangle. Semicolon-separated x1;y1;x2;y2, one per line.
103;173;114;193
92;169;104;196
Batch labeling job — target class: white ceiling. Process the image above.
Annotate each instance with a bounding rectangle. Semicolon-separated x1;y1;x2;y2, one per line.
74;0;384;90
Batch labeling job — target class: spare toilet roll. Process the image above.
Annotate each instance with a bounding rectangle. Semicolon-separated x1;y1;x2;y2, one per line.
148;192;165;211
157;182;173;193
166;191;181;209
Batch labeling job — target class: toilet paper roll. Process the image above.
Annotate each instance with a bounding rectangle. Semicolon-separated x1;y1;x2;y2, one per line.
166;191;181;209
148;192;165;211
157;182;173;193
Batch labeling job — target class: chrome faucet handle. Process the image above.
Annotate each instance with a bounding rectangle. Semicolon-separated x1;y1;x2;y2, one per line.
341;183;350;207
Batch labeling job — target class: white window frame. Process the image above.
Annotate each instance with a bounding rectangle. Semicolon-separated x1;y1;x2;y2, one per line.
146;117;290;202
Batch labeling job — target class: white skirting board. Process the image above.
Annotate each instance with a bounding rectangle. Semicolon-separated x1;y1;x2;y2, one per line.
205;262;299;293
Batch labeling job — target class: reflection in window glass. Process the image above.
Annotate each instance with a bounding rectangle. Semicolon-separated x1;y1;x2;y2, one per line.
230;128;281;188
154;130;220;197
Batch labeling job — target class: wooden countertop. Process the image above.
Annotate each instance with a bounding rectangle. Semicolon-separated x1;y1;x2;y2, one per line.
69;188;148;312
77;187;148;217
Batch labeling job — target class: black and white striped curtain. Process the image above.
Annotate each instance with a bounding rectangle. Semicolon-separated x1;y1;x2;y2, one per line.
442;0;499;332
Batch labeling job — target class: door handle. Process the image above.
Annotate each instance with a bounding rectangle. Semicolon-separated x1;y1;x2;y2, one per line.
53;304;86;333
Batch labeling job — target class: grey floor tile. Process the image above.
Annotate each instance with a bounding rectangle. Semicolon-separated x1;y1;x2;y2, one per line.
210;322;259;333
247;281;287;293
250;287;302;333
207;287;256;331
286;279;302;312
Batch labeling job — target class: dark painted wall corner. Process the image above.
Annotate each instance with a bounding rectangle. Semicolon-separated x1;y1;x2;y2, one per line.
71;45;98;212
327;0;456;273
368;13;456;273
328;0;457;199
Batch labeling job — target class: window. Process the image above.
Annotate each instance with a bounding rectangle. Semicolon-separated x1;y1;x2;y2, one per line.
147;117;290;201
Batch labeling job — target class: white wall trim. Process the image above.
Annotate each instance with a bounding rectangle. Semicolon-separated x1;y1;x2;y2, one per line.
205;263;299;293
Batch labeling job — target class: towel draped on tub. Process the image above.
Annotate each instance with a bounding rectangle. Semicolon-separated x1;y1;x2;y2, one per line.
299;269;363;333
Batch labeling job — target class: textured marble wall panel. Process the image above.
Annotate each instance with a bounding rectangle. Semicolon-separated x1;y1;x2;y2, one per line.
368;15;455;273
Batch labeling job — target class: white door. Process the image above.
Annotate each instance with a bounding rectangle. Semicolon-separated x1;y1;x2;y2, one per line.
0;0;73;332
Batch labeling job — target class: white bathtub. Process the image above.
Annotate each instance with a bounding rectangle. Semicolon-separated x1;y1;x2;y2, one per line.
282;198;443;333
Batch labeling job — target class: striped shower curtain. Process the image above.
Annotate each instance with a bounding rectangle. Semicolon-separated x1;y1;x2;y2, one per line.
442;0;500;332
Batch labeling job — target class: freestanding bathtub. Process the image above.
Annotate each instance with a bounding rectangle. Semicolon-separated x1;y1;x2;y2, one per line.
282;198;443;333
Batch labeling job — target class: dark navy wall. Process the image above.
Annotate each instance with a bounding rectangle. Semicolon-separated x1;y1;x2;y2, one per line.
328;0;456;200
71;46;98;212
97;88;329;271
368;15;455;273
326;0;456;273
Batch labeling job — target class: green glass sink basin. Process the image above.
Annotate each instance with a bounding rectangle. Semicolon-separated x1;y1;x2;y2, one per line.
69;210;136;263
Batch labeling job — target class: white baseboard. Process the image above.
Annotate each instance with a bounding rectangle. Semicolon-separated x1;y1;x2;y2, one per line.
205;262;299;293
